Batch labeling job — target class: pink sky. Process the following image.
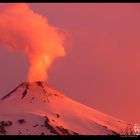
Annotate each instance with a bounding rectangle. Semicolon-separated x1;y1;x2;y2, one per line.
0;3;140;123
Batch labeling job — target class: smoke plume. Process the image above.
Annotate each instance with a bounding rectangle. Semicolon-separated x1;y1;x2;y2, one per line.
0;3;65;82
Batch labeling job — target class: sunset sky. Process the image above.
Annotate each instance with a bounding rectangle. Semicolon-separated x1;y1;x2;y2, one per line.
0;3;140;124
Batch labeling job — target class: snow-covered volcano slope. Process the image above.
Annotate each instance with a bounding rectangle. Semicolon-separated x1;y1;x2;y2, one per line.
0;81;134;135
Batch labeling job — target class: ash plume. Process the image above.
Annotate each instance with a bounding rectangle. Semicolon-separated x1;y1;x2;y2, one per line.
0;3;65;82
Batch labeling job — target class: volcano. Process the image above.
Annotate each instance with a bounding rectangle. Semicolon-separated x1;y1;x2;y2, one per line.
0;81;134;135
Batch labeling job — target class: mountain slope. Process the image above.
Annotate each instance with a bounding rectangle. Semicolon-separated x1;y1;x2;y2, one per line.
0;81;134;135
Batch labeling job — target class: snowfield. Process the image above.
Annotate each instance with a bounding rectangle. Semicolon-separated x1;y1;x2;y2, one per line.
0;81;134;135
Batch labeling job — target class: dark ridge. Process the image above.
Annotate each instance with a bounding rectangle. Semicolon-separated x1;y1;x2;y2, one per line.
108;124;133;135
44;116;59;135
1;83;25;100
36;81;50;103
56;126;79;135
17;119;26;124
21;83;29;99
121;124;134;135
43;116;78;135
36;81;46;94
36;81;42;87
32;124;39;127
101;125;119;135
7;121;12;126
21;89;27;99
56;126;70;135
109;130;120;135
44;116;49;123
72;132;79;135
56;114;60;118
0;121;12;135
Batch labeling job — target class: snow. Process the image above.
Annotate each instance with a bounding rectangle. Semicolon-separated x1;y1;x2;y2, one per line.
0;81;134;135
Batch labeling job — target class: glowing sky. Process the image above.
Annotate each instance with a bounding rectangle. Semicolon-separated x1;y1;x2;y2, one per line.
0;3;140;123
